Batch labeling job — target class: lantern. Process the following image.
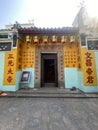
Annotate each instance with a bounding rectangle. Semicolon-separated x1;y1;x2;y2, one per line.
33;36;39;43
61;36;67;43
52;35;57;43
26;35;31;43
43;36;48;43
70;36;75;43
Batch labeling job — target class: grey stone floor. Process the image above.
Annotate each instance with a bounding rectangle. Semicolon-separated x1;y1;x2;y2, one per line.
0;98;98;130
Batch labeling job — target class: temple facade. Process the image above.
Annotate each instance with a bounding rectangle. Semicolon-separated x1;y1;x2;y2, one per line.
0;24;98;92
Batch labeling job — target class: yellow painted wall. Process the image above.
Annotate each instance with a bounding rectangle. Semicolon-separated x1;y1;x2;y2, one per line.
17;40;35;70
22;42;35;68
64;39;81;69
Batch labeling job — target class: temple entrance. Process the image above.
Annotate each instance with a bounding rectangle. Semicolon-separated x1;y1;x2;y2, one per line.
41;53;58;87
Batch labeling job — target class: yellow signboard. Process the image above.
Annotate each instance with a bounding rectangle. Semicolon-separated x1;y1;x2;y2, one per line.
81;48;97;86
3;49;17;85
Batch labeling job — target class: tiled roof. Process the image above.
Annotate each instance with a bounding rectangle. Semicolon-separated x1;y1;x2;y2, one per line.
19;27;79;35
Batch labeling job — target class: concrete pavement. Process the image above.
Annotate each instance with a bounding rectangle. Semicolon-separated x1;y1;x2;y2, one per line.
0;98;98;130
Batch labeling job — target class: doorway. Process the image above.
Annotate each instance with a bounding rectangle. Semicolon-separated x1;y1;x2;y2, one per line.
41;53;58;87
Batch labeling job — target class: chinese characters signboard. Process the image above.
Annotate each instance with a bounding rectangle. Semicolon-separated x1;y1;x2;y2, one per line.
81;48;97;86
3;49;17;85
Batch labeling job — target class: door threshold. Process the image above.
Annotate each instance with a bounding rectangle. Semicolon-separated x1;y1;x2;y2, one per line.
43;83;57;87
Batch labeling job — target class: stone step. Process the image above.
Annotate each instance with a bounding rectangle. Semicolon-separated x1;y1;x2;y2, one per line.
1;92;98;98
6;93;85;98
13;88;82;94
1;88;98;98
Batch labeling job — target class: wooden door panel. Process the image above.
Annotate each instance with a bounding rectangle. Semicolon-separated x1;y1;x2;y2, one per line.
41;53;58;87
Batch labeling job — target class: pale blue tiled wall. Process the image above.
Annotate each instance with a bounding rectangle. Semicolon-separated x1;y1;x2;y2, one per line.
64;68;79;89
64;61;98;92
77;71;83;90
0;52;5;88
16;71;22;90
77;72;98;92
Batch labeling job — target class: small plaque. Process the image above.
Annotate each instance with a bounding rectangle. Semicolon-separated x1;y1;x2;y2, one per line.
20;71;31;83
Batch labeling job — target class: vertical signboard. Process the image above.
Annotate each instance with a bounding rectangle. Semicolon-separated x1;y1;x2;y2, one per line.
3;49;17;85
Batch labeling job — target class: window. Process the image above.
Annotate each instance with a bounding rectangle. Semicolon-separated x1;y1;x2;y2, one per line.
0;42;12;51
0;34;8;39
87;39;98;50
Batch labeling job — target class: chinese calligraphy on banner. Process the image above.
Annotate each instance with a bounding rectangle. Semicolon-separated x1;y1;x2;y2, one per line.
3;49;17;85
77;41;81;70
17;40;22;70
81;48;97;86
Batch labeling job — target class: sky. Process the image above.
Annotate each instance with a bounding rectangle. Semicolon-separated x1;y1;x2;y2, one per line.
0;0;98;29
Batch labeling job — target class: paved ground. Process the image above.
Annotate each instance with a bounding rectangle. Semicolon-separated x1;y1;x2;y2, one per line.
0;98;98;130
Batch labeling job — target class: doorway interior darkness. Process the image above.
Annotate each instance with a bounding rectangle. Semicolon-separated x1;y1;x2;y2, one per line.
41;53;58;87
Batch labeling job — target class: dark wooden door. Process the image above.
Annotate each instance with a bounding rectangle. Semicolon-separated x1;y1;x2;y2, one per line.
41;53;58;87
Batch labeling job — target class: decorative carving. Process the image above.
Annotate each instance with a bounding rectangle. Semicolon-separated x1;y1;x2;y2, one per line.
35;44;64;87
